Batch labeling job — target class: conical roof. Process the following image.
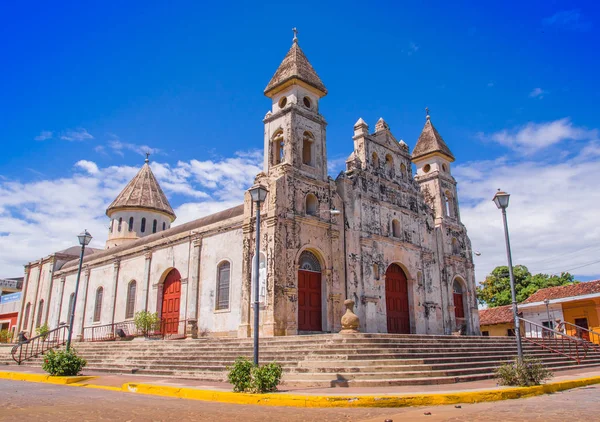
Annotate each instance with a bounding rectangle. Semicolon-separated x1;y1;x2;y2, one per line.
106;161;176;220
412;117;455;162
264;40;327;97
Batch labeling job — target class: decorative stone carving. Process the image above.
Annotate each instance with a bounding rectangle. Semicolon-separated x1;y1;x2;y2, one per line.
340;299;360;334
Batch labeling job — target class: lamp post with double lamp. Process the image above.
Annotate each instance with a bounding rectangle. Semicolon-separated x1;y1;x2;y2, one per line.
66;229;93;351
492;189;523;362
248;184;268;366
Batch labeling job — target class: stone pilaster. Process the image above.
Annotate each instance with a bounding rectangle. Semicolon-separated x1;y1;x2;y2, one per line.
15;266;31;335
54;277;66;328
142;250;153;311
76;266;91;341
186;237;202;327
110;259;121;325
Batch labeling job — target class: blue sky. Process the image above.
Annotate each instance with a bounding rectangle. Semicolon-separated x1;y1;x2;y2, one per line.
1;1;600;282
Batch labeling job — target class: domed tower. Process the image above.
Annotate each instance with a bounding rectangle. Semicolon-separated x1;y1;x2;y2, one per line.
105;156;176;249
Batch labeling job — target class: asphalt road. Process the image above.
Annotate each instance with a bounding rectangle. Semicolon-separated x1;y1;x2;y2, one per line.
2;380;599;422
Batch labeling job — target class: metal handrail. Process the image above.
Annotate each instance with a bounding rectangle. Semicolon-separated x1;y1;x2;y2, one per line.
11;325;70;365
82;318;188;342
559;321;600;350
520;317;589;364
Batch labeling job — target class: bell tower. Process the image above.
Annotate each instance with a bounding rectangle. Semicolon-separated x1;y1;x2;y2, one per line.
262;29;328;181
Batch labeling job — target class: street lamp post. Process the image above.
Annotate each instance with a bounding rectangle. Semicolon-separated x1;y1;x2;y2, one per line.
492;189;523;362
66;229;93;351
248;184;268;366
544;299;552;329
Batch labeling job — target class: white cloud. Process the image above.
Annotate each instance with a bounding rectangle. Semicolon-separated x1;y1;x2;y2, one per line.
60;128;94;141
483;118;597;154
34;131;53;141
529;87;547;99
108;139;161;158
0;151;262;276
543;9;592;32
455;139;600;283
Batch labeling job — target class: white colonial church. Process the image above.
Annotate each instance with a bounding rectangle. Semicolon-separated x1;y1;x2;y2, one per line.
15;37;480;341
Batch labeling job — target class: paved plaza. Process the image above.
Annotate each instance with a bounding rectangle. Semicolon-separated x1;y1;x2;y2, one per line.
2;379;599;421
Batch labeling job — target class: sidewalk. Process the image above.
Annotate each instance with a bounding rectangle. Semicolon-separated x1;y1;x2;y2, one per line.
2;364;600;407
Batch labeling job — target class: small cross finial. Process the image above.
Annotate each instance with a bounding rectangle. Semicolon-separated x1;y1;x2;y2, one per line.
145;152;150;163
425;107;430;119
292;27;298;43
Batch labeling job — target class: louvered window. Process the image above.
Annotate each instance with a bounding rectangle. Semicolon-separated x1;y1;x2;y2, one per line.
94;287;103;322
67;293;75;320
23;303;31;329
216;262;231;310
126;281;136;319
36;300;44;328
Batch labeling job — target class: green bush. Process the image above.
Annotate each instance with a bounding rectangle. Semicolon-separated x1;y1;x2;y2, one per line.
0;329;13;343
42;348;87;376
36;324;50;340
496;357;553;386
227;357;283;393
133;311;160;336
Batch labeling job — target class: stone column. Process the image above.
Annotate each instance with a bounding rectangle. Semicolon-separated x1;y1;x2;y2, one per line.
15;266;31;335
142;250;152;312
186;237;202;337
30;260;43;334
110;259;121;325
76;267;91;341
43;258;56;326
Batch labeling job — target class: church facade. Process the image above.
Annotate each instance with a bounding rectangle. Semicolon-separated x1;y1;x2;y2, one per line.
15;38;480;341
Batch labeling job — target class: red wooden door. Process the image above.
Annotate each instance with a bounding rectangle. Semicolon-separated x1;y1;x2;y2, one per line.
298;270;322;331
386;264;410;334
161;270;181;335
454;293;465;319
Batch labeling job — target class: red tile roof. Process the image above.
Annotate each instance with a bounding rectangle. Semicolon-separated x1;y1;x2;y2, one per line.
523;280;600;304
479;305;514;326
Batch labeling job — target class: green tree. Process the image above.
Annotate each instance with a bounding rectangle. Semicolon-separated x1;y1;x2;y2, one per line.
477;265;576;307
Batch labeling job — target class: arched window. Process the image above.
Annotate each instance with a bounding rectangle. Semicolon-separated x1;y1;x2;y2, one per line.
372;152;380;169
451;238;460;255
162;222;166;231
94;287;103;322
385;154;393;177
152;219;157;234
67;293;75;321
392;219;401;238
141;218;146;233
299;250;321;272
118;217;123;232
110;220;114;234
444;191;454;218
36;299;44;328
272;129;284;166
126;281;136;319
23;302;31;330
216;261;231;310
400;163;407;179
305;194;318;216
128;216;134;232
302;131;314;166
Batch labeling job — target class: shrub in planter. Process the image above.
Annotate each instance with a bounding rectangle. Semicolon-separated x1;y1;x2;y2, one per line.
227;357;283;393
496;357;553;387
133;311;160;337
42;348;87;376
0;329;12;343
36;324;50;340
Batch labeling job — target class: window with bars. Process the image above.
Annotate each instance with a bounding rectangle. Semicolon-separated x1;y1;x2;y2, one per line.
126;281;136;319
35;300;44;328
94;287;103;322
216;261;231;310
23;303;31;329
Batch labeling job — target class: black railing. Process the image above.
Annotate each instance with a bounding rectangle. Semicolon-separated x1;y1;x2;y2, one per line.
83;318;188;342
11;325;70;364
520;317;589;364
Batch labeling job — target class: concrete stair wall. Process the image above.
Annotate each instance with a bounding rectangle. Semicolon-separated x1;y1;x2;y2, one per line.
3;334;600;387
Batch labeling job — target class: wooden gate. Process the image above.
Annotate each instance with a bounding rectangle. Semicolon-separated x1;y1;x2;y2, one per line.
298;270;322;331
454;292;465;318
161;269;181;335
385;264;410;334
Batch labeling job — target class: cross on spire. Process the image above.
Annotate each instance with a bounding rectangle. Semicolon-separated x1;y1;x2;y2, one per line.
292;27;298;43
425;107;430;120
145;152;150;163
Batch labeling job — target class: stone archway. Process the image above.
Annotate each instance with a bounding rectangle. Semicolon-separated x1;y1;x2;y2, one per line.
161;268;181;335
385;264;410;334
297;250;322;332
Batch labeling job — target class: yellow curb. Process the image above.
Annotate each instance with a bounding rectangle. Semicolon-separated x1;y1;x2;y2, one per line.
0;371;95;385
120;375;600;408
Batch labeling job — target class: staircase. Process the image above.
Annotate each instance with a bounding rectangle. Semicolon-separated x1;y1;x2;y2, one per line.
3;334;600;387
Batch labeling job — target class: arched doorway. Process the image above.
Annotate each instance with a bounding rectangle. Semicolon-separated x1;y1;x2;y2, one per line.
161;269;181;335
297;250;322;332
453;279;466;329
385;264;410;334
